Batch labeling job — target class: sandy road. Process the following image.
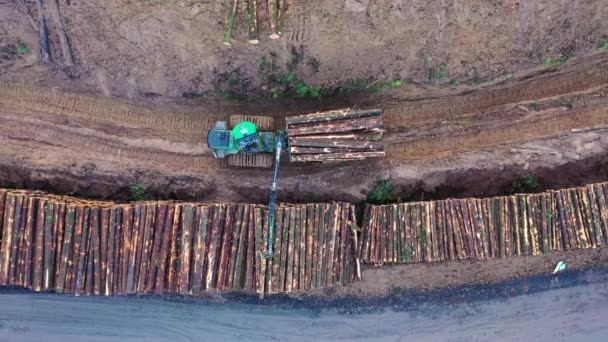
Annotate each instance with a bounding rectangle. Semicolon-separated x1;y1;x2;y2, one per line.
0;52;607;201
0;268;607;341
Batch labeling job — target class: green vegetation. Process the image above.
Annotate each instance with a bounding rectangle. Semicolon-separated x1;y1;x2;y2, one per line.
367;179;394;204
368;79;404;93
426;58;448;84
15;43;29;55
529;101;540;110
418;228;426;249
0;42;30;61
512;173;539;194
217;48;403;101
129;184;147;201
215;68;250;100
599;38;608;49
543;55;568;67
446;79;460;87
257;48;326;99
400;247;413;262
559;98;575;109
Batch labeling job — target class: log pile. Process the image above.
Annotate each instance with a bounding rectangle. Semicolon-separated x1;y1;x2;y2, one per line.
359;182;608;264
223;0;286;45
0;189;358;296
286;108;386;162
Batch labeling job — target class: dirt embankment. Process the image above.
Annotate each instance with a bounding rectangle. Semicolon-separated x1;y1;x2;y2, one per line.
1;53;608;203
2;0;608;101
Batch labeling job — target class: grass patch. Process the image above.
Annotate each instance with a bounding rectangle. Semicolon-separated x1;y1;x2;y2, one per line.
543;55;569;67
367;179;394;204
559;98;575;109
15;43;29;55
529;101;540;110
0;42;30;61
129;184;147;201
512;173;539;194
368;79;404;93
599;38;608;49
426;58;448;84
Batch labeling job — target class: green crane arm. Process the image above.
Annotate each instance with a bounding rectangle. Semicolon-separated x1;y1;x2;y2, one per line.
266;130;285;258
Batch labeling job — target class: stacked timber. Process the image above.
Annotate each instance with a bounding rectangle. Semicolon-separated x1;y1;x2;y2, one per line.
0;189;358;296
359;182;608;264
286;108;385;162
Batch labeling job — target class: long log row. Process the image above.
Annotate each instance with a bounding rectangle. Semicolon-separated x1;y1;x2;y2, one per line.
359;182;608;264
0;189;358;295
287;108;386;162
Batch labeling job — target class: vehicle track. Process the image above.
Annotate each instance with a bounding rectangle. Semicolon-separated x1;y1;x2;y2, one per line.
383;51;608;128
0;52;608;186
0;83;227;136
0;111;225;172
386;106;608;163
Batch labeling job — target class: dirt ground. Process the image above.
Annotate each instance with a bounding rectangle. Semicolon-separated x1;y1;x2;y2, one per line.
1;0;608;294
2;0;608;99
1;53;607;203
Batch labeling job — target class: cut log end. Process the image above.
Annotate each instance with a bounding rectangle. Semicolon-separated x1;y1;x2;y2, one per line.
269;33;280;40
222;41;233;46
248;39;260;45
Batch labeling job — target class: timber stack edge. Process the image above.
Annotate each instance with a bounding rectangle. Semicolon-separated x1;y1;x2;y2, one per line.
359;182;608;264
0;189;358;297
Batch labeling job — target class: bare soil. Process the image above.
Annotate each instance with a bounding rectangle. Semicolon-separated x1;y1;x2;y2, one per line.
1;0;608;295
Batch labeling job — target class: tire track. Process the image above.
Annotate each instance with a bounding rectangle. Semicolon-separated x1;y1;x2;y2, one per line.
383;52;608;128
386;106;608;162
0;114;225;172
0;83;227;134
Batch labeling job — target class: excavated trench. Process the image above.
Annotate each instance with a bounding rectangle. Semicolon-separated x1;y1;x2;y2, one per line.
1;152;607;206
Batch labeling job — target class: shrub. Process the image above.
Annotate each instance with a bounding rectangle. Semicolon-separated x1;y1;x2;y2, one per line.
512;173;539;194
129;184;147;201
367;180;394;204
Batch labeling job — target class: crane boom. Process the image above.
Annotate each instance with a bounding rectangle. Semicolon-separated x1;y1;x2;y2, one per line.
265;130;285;257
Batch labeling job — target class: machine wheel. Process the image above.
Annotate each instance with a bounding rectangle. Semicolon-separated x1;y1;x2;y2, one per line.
230;115;274;131
227;153;274;168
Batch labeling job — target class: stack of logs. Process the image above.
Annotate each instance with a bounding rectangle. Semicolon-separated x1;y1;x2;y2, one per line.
223;0;287;45
0;189;358;296
359;183;608;264
286;108;386;162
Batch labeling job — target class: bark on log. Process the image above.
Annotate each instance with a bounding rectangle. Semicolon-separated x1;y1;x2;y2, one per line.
218;205;235;290
234;205;250;290
245;206;256;291
287;109;382;125
0;194;16;285
155;205;175;294
291;151;385;162
247;0;259;44
137;205;155;293
35;0;51;63
223;0;239;45
75;208;90;296
206;205;223;290
191;206;210;293
287;117;383;136
268;0;280;39
24;198;38;288
43;202;55;290
46;0;75;65
146;204;167;293
178;205;194;294
67;206;84;293
228;205;244;290
8;195;24;285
